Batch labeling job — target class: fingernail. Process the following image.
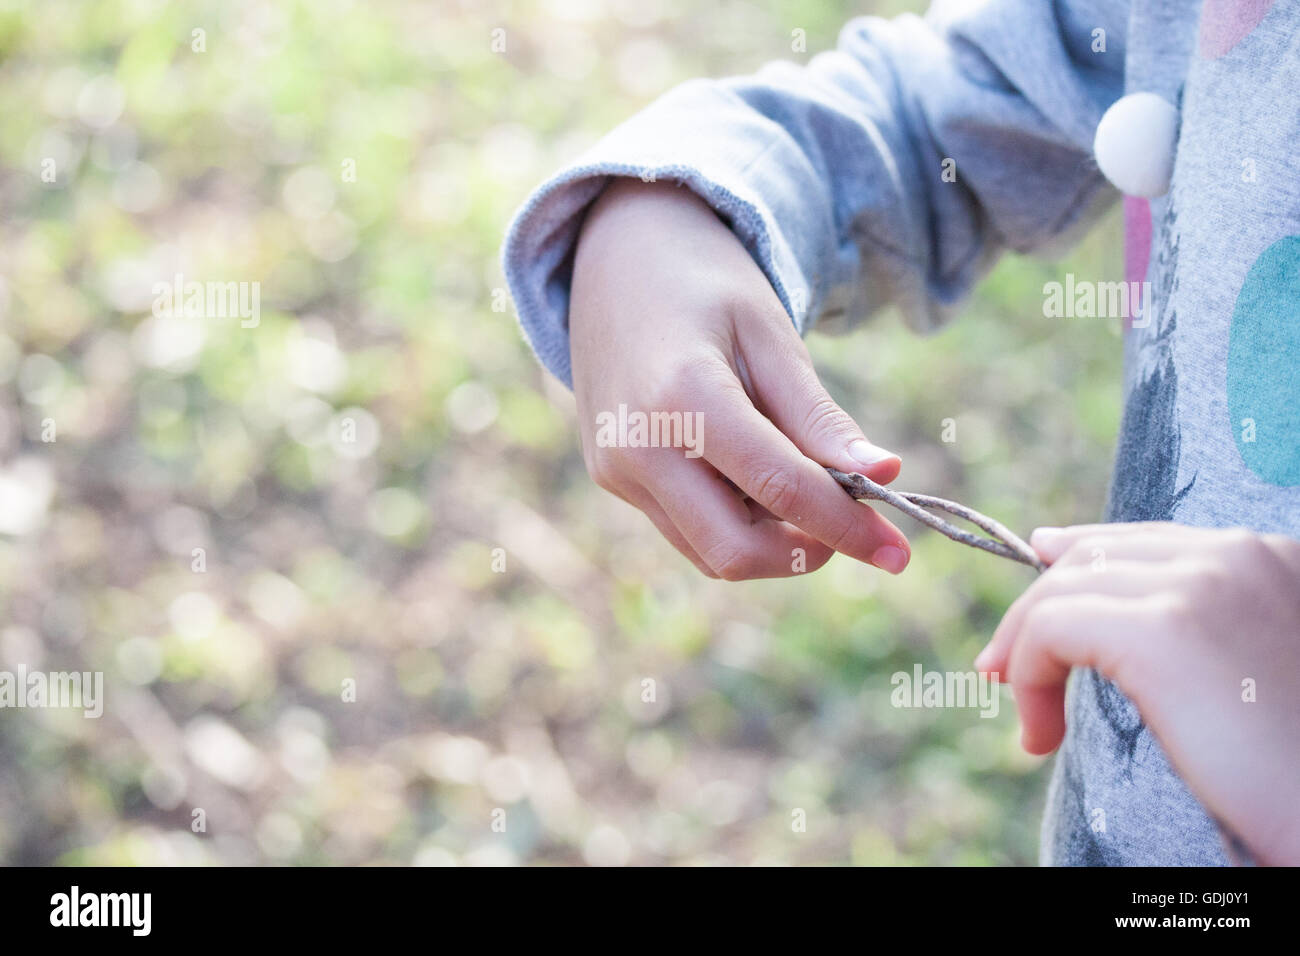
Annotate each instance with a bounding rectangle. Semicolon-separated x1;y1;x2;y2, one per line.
849;439;899;468
870;544;909;574
1030;527;1063;550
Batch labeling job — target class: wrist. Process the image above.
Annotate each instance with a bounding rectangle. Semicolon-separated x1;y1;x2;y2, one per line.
579;177;718;252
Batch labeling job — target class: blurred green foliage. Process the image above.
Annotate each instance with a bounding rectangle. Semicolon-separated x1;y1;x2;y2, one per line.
0;0;1122;865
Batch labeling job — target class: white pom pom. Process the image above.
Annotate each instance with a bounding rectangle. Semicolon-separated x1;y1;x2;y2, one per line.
1093;92;1179;198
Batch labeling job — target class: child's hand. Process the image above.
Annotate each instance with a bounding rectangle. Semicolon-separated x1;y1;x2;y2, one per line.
976;522;1300;864
567;179;910;579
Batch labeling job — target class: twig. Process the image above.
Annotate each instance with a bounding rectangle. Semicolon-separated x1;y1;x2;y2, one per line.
826;468;1046;572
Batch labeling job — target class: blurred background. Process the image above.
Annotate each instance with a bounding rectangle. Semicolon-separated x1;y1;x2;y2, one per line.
0;0;1124;865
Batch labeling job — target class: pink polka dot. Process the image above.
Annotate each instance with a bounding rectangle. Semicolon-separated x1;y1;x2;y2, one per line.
1199;0;1275;58
1123;197;1151;330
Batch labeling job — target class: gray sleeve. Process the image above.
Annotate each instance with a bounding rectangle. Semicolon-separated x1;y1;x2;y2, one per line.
502;0;1129;385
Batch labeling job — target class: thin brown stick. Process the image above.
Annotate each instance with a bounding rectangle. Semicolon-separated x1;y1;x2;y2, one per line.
826;468;1046;572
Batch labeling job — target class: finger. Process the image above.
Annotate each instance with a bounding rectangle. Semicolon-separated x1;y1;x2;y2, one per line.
621;483;720;578
644;455;835;579
737;316;901;484
688;373;911;573
1006;594;1149;754
1046;535;1198;573
1030;521;1192;563
978;562;1168;679
589;462;721;577
582;447;717;574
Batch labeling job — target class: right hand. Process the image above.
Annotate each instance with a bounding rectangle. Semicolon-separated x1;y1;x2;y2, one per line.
568;178;910;580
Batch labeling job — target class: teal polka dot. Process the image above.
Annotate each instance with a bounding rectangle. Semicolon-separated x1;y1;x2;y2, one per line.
1227;235;1300;486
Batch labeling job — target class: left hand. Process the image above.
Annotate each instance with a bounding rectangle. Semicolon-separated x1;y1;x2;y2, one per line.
975;521;1300;865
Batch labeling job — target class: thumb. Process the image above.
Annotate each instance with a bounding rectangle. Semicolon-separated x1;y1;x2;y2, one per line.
739;328;901;484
